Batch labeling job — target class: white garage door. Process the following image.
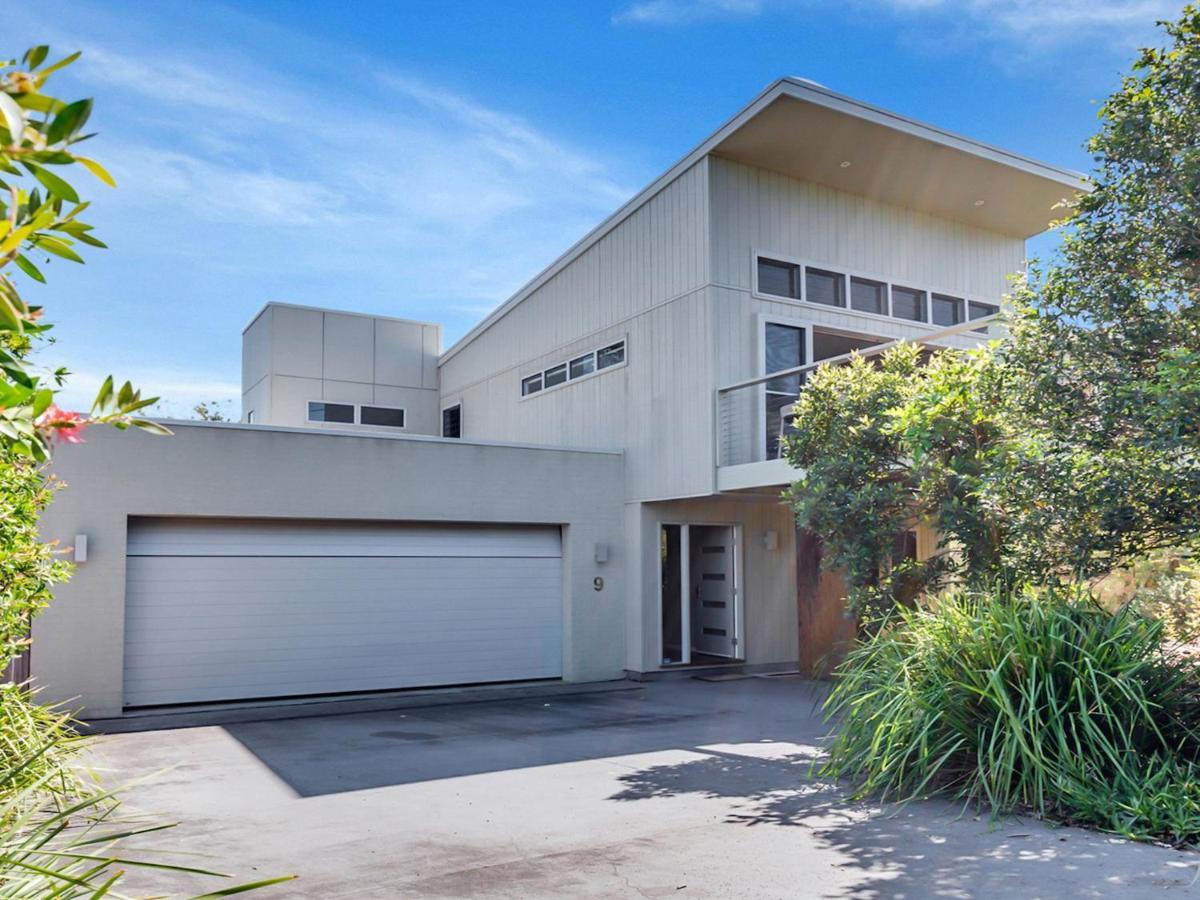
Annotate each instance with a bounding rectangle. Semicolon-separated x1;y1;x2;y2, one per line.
123;518;563;707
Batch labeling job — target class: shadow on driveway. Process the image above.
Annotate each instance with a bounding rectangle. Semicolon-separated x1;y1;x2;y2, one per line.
222;676;830;796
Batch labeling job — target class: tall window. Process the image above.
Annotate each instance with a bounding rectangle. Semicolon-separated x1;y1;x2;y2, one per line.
442;404;462;439
764;323;805;459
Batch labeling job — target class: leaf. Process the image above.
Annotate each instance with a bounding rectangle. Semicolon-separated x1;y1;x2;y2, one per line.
31;235;85;263
13;254;46;283
92;376;114;413
23;46;49;69
31;388;53;417
36;51;81;81
75;155;116;188
0;91;25;144
27;164;80;203
46;98;92;144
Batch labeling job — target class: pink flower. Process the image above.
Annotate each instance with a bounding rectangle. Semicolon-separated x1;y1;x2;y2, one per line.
36;404;89;444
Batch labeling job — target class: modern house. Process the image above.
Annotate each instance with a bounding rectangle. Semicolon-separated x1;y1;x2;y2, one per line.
36;78;1082;720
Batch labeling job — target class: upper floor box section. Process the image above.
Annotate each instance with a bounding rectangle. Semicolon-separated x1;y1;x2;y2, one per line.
242;303;442;434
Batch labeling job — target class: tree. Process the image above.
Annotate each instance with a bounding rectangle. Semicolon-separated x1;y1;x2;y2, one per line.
192;400;228;421
785;5;1200;608
2;46;166;459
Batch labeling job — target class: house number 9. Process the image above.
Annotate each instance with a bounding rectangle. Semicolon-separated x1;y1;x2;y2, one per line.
594;577;604;591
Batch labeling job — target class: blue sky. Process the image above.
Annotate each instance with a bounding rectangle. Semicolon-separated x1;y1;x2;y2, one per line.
7;0;1182;416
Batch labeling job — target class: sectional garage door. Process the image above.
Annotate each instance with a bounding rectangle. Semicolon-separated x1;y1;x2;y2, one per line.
123;518;563;707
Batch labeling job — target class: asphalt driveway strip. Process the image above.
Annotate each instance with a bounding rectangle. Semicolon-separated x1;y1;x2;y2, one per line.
87;677;1199;898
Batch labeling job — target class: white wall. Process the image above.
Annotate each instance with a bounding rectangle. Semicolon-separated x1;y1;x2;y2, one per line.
439;159;714;502
242;304;442;434
35;423;625;718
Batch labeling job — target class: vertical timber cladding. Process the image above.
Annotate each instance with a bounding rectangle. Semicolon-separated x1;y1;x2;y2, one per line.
794;528;855;677
122;517;563;706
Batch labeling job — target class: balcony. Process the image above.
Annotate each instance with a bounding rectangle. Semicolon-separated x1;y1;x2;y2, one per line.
714;315;998;492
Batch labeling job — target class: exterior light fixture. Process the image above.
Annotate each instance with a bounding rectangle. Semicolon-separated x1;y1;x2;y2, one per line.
973;199;985;206
839;160;852;168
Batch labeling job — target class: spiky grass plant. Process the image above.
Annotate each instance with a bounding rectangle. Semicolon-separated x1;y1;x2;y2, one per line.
822;583;1200;846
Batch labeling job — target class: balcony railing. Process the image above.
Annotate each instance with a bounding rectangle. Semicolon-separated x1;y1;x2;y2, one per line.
714;315;1000;482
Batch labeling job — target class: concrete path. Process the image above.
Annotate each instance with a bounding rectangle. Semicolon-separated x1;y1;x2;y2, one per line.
89;677;1198;898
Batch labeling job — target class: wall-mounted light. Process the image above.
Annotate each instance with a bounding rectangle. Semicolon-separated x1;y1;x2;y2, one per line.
973;199;986;207
762;530;778;551
594;542;610;564
73;535;88;563
839;160;852;168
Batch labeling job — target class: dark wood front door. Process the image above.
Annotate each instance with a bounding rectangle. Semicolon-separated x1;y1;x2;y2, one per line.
796;528;856;677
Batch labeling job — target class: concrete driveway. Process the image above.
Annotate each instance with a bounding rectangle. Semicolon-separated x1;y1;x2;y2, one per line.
91;677;1196;898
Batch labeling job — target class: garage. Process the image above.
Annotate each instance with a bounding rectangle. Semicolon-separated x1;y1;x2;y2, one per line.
122;517;563;707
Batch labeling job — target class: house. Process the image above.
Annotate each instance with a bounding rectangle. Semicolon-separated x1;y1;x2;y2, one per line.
35;78;1081;719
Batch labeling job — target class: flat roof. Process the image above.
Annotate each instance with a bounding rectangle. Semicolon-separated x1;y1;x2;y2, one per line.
441;78;1086;364
242;301;443;335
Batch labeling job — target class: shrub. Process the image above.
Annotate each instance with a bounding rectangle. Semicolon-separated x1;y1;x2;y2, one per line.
822;584;1200;846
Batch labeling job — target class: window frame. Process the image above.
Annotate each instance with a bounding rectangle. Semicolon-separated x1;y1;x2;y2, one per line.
930;293;966;327
757;314;813;463
359;405;407;429
441;402;462;439
751;249;1000;333
519;336;628;401
306;401;356;425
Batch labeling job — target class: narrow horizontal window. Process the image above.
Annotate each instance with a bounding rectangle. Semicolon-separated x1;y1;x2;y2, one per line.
442;404;461;439
521;374;542;396
757;257;800;299
805;268;845;307
360;405;405;428
703;627;727;637
544;363;568;388
597;341;625;370
969;301;1000;334
931;293;964;327
569;352;595;379
968;301;999;321
307;402;354;424
850;276;886;316
891;286;927;322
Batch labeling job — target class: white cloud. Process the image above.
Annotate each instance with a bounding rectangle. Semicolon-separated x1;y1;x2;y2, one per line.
613;0;1181;49
613;0;764;25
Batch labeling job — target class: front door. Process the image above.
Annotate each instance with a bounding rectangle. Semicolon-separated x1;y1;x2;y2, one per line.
690;525;737;658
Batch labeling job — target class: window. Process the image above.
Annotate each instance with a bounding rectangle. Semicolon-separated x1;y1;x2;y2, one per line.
850;276;886;315
757;258;800;299
597;341;625;370
442;404;462;439
569;352;595;379
805;268;845;307
969;301;999;321
764;322;805;460
307;402;354;424
521;339;626;398
969;301;999;334
360;405;405;428
891;286;927;322
544;363;568;388
931;293;964;326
